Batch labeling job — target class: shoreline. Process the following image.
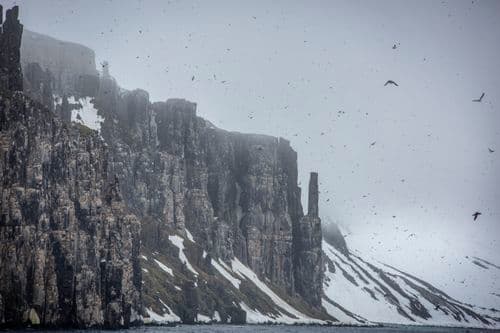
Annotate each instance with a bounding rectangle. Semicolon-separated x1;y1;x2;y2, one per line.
2;321;499;331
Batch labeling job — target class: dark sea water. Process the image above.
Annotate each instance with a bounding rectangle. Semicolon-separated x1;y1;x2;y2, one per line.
17;325;499;333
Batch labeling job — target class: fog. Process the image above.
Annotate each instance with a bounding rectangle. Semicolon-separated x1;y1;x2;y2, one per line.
4;0;499;304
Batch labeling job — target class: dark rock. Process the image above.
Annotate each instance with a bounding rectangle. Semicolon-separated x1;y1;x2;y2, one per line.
307;172;319;217
0;10;141;326
4;8;328;325
293;173;323;307
0;91;141;327
0;92;142;328
23;62;54;111
226;306;246;324
20;29;98;97
99;82;325;314
0;5;24;92
178;280;199;324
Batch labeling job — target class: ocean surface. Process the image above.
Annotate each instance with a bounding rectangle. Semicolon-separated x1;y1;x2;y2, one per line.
17;325;499;333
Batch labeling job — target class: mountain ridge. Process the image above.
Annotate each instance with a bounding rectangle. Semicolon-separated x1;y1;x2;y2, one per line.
322;227;500;329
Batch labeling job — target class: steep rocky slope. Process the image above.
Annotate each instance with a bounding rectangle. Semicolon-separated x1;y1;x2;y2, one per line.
0;6;141;328
322;223;500;329
1;5;328;327
92;64;326;324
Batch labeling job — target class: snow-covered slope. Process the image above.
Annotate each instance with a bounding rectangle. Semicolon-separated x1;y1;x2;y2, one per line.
141;229;328;325
142;222;500;328
323;238;500;328
341;219;500;311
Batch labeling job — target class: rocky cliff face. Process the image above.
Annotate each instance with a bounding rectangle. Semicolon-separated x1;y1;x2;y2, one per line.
0;6;141;328
4;6;498;330
294;173;323;307
1;6;328;327
21;29;99;97
95;76;327;319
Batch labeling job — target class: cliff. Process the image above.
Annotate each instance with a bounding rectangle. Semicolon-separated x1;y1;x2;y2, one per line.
1;6;327;327
96;76;327;322
0;5;23;91
0;7;141;328
21;29;99;97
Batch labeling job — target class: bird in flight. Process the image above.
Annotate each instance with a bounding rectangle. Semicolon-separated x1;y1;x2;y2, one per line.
191;75;195;81
472;211;482;221
488;148;495;153
384;80;398;86
472;92;485;102
370;141;376;146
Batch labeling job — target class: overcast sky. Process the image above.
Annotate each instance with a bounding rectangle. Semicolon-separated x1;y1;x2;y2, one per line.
4;0;500;304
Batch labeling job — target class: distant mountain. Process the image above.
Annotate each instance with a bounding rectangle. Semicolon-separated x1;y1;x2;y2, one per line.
322;226;500;329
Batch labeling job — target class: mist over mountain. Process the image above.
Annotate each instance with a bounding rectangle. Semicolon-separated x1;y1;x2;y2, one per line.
0;1;499;330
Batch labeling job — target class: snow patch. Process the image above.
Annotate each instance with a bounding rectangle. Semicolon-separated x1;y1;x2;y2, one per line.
68;96;104;132
231;258;322;324
211;258;241;288
154;259;174;276
168;234;198;276
239;302;276;324
145;306;180;324
196;313;212;323
185;229;195;242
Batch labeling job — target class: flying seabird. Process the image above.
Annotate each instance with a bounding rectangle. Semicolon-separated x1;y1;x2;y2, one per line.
472;92;485;102
472;211;482;221
384;80;399;86
488;148;494;153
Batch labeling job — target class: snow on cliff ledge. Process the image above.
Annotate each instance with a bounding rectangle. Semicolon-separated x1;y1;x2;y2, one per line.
68;96;104;133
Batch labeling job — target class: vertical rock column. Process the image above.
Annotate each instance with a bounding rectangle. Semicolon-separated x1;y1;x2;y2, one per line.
308;172;319;217
0;5;23;92
293;172;323;307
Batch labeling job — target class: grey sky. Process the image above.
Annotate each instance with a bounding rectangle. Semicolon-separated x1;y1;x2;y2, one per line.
3;0;500;303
